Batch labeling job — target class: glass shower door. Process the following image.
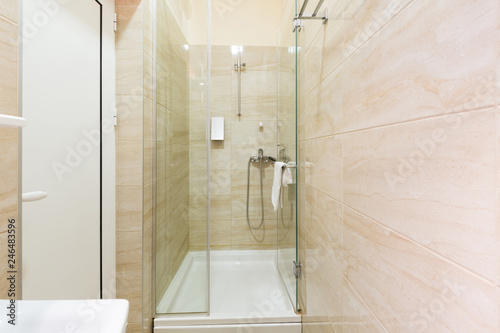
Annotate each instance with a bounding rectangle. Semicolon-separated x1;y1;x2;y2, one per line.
154;0;210;315
277;0;300;312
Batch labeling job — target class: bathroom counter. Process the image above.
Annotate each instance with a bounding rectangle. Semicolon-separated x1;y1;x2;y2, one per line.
0;299;129;333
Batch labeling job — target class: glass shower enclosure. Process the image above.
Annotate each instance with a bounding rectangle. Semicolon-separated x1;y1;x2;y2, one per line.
152;0;300;318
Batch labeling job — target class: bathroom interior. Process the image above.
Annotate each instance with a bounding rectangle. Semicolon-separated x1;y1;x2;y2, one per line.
1;0;499;332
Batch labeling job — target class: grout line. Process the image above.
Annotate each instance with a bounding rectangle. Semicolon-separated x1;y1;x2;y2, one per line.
303;226;389;331
342;275;390;332
301;104;496;143
303;0;415;96
0;13;17;26
303;183;497;287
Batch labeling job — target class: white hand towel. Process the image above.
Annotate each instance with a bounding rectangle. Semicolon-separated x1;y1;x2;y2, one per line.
282;166;293;187
272;162;286;211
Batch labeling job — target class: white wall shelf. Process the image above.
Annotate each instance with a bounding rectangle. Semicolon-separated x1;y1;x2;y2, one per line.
0;114;27;128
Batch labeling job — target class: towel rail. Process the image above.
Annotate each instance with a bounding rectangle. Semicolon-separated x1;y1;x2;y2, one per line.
272;161;297;169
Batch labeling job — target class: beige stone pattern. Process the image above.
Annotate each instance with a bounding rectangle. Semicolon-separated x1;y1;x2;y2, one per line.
296;0;500;331
188;45;279;251
0;1;18;301
115;0;146;332
154;0;190;311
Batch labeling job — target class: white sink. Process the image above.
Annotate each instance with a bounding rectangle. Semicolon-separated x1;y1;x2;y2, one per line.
0;299;129;333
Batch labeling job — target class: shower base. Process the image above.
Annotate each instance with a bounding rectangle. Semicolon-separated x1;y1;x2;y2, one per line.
154;250;301;332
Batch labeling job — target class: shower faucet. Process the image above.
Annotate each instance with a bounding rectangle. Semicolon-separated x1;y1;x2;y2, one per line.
250;149;276;163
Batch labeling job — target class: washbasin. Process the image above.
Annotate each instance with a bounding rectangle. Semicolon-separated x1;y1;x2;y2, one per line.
0;299;129;333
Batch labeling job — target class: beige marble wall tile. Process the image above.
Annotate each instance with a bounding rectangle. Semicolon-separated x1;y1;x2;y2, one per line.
116;50;143;96
0;129;17;232
305;135;343;201
0;0;19;305
344;109;497;282
231;219;277;249
116;95;144;141
342;279;387;332
211;74;232;117
116;5;143;50
154;0;191;308
210;170;232;195
116;141;143;186
144;97;153;141
144;184;152;230
341;0;412;60
304;68;342;140
0;17;18;116
144;52;153;100
144;140;153;186
191;219;231;248
232;119;277;147
211;45;233;73
116;230;142;279
298;0;500;330
231;190;275;222
0;1;18;24
306;185;342;269
144;2;153;58
302;230;343;330
117;186;143;233
343;207;498;332
116;0;142;5
243;46;278;72
342;0;497;133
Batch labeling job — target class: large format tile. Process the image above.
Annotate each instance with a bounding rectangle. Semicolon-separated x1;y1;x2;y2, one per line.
116;186;143;232
116;50;143;96
0;18;17;116
116;141;143;186
231;219;277;249
306;185;342;269
343;207;498;332
0;1;18;24
342;0;497;132
341;0;412;60
342;279;387;333
304;68;342;140
344;109;497;282
116;5;143;50
0;128;17;233
305;135;343;201
302;230;343;330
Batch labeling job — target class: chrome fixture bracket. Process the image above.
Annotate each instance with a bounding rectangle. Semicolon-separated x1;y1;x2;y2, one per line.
293;261;302;279
293;0;329;32
293;8;329;32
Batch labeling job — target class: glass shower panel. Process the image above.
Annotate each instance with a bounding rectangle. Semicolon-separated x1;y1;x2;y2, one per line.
277;0;299;311
155;0;209;315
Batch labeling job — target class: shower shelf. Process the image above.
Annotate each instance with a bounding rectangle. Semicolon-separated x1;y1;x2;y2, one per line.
0;114;27;128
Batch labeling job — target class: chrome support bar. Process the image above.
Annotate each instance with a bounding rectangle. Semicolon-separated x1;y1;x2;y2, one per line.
298;0;309;17
312;0;325;17
293;0;329;32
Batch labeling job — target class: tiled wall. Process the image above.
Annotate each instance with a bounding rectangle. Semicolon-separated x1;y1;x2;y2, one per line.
188;45;279;251
115;0;149;331
155;0;190;303
297;0;500;332
0;0;18;300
